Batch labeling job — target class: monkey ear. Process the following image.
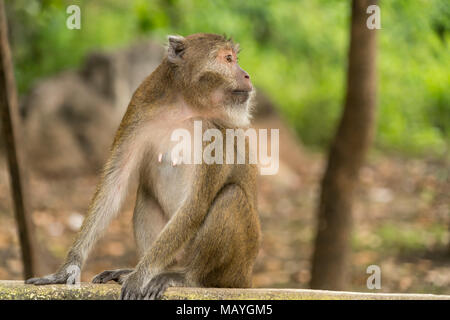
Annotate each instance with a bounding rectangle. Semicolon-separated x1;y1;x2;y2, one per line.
167;35;186;64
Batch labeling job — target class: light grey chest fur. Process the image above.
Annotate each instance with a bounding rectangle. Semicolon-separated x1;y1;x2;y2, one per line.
148;152;196;218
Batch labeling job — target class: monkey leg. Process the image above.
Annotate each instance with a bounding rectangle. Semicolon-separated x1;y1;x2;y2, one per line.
140;271;186;300
180;184;260;288
92;268;133;284
120;184;259;299
133;187;168;257
93;188;168;286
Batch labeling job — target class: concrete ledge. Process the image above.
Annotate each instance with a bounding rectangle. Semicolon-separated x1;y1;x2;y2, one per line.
0;280;449;300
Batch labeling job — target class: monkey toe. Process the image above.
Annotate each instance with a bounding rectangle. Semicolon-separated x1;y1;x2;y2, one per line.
143;281;166;300
142;272;185;300
26;277;52;285
92;269;133;284
120;272;183;300
92;271;114;284
120;282;140;300
25;274;65;285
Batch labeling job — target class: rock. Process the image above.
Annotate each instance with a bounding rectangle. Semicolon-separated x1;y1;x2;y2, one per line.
18;41;165;176
0;280;449;300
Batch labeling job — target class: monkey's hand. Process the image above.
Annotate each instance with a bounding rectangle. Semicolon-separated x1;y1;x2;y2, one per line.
120;270;185;300
25;263;81;285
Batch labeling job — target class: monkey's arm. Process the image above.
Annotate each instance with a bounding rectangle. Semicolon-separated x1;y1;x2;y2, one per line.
26;126;146;285
127;164;227;280
67;138;142;266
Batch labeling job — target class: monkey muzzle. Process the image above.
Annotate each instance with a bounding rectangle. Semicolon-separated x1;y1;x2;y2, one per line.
231;87;252;104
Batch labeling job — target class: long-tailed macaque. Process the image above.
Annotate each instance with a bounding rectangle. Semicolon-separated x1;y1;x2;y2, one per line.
26;33;261;300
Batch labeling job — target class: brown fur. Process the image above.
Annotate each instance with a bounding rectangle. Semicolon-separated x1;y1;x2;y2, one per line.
26;33;260;300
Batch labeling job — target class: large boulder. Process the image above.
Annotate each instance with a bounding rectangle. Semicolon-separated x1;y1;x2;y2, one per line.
19;41;164;176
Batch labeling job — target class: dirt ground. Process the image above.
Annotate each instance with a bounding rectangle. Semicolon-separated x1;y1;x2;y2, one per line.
0;147;449;294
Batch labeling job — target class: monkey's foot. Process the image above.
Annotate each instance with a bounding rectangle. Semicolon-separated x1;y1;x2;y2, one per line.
26;264;81;285
121;272;185;300
92;269;134;284
26;274;69;285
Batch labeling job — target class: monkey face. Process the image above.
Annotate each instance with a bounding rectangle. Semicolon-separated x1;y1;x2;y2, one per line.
191;46;254;116
167;34;254;126
167;34;253;103
215;48;253;105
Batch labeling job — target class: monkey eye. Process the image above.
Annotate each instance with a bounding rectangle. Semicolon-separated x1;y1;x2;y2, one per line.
225;55;233;63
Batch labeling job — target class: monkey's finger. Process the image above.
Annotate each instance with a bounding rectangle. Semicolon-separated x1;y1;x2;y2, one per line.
156;283;169;300
148;283;164;300
25;277;40;284
143;286;155;300
119;287;127;300
129;292;137;300
121;287;137;300
25;277;56;285
120;289;128;300
145;276;170;300
92;275;106;284
92;271;114;283
92;277;103;284
138;287;149;300
155;287;166;300
149;289;158;300
25;278;37;284
147;290;156;300
142;282;156;300
117;275;127;285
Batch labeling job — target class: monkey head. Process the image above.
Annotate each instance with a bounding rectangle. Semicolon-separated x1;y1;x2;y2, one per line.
166;33;254;125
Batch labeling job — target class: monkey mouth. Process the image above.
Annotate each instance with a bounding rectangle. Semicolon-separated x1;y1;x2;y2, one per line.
231;90;251;102
232;89;252;95
230;87;252;104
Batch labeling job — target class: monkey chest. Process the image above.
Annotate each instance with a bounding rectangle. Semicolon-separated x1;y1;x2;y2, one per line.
147;153;196;217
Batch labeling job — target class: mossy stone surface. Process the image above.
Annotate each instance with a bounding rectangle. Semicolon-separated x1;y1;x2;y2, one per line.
1;281;449;300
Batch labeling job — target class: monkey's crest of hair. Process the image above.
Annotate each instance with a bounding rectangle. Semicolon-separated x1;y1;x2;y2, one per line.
166;33;240;61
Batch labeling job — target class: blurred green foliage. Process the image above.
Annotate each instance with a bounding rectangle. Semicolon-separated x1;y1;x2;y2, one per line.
6;0;450;156
352;222;448;254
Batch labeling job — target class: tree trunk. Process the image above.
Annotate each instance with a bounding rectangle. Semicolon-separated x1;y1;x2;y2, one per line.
310;0;378;290
0;0;37;278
